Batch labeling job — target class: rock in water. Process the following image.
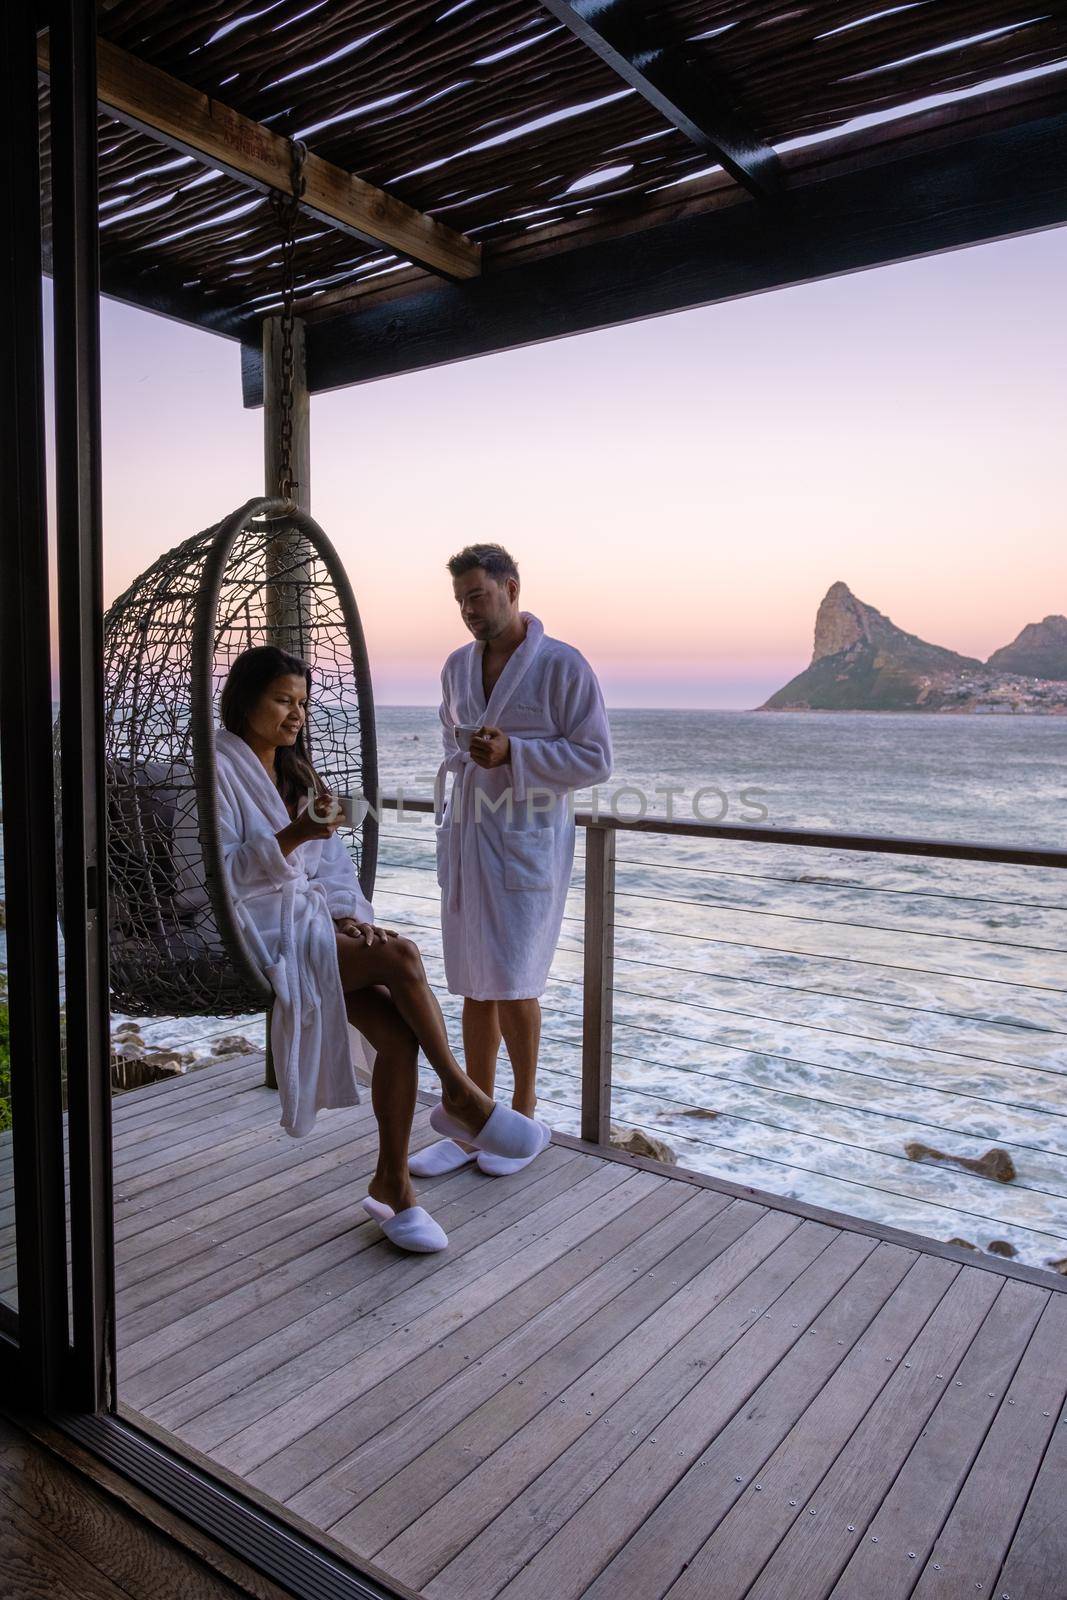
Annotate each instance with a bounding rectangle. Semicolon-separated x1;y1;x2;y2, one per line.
211;1033;258;1058
986;1239;1016;1258
905;1142;1016;1183
609;1125;677;1166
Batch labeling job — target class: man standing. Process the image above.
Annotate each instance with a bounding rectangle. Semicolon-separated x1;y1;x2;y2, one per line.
410;543;612;1178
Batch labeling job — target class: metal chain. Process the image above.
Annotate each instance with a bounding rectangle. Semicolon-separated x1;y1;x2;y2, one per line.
269;138;307;505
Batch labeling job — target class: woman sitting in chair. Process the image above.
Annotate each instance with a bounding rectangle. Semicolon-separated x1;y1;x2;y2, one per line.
213;645;544;1254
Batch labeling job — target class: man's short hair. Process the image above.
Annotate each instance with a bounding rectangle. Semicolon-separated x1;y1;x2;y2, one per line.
447;543;519;587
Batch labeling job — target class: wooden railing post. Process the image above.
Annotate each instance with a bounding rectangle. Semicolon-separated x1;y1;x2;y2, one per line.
264;1002;277;1091
581;822;615;1145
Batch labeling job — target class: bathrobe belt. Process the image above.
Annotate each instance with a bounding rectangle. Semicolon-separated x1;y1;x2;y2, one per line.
234;871;334;1017
435;748;475;918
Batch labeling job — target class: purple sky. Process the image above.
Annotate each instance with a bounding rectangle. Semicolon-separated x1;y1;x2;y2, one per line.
75;221;1067;708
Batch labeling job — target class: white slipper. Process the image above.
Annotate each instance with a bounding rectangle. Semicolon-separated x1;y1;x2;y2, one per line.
362;1196;448;1253
477;1120;552;1177
429;1100;544;1160
408;1139;477;1177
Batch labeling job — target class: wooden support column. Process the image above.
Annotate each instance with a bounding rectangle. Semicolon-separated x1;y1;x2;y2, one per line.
262;312;313;654
581;824;616;1146
262;312;311;1091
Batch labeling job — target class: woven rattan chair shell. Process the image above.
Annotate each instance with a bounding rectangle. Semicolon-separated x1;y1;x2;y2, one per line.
85;496;378;1018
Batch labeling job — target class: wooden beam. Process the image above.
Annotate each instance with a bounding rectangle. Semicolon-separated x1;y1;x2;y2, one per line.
238;108;1067;400
538;0;782;201
37;35;481;281
259;73;1067;328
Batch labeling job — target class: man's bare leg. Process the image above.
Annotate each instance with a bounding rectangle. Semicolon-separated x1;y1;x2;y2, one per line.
455;998;502;1151
462;998;502;1098
498;998;542;1119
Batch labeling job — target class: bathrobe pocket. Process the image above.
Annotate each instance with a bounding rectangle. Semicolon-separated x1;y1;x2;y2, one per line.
435;823;451;887
503;826;555;891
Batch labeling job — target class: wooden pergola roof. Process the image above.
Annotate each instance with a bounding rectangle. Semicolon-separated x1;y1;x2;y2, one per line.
39;1;1067;399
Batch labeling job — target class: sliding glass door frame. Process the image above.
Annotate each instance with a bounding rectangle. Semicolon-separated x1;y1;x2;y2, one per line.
1;6;406;1594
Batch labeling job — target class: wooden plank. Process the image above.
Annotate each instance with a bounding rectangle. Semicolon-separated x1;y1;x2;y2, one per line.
118;1149;575;1376
677;1264;1002;1600
108;1055;269;1123
329;1192;765;1555
994;1392;1067;1598
516;1239;919;1600
111;1095;293;1176
114;1111;397;1247
192;1161;635;1469
115;1129;384;1289
829;1277;1049;1598
909;1292;1067;1599
282;1181;714;1523
245;1174;684;1503
115;1131;386;1311
0;1489;152;1600
111;1074;284;1145
654;1250;958;1600
3;1412;296;1600
377;1209;820;1588
429;1228;879;1600
581;823;615;1145
0;1416;246;1600
123;1148;591;1409
116;1145;443;1349
549;1130;1067;1294
293;113;1067;397
109;1052;265;1114
37;36;481;281
112;1102;376;1206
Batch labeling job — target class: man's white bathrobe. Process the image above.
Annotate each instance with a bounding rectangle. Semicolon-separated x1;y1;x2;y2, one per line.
435;613;612;1001
214;726;376;1137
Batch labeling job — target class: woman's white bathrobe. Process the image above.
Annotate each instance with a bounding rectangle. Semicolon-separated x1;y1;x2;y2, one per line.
214;725;376;1137
435;613;612;1001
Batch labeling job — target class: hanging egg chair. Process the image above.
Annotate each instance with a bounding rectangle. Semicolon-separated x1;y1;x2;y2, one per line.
94;495;378;1020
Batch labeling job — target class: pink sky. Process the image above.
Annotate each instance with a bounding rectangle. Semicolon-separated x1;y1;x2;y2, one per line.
79;222;1067;707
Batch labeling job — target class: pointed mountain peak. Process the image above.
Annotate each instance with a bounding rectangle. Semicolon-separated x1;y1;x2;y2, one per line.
812;581;892;663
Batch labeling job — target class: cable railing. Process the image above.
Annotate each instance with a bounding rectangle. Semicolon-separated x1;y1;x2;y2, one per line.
374;796;1067;1275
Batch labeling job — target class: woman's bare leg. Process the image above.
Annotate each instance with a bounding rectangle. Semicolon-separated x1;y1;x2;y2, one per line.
343;983;419;1215
335;932;496;1136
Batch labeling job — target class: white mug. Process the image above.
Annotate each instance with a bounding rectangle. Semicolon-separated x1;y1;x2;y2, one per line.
454;725;483;752
309;790;344;824
306;789;371;826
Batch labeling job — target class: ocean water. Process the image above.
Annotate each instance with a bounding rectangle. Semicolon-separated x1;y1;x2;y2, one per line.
371;708;1067;1272
4;708;1065;1271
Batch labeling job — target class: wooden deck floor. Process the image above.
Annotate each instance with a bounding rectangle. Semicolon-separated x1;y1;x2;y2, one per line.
11;1054;1067;1599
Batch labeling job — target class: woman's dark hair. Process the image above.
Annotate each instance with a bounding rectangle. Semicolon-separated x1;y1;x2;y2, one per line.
219;645;326;813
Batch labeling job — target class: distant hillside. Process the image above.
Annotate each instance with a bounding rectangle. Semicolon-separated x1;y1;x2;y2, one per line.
987;615;1067;680
763;583;980;711
762;584;1067;713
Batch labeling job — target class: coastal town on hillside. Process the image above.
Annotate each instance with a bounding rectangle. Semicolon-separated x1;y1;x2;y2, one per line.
763;582;1067;712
